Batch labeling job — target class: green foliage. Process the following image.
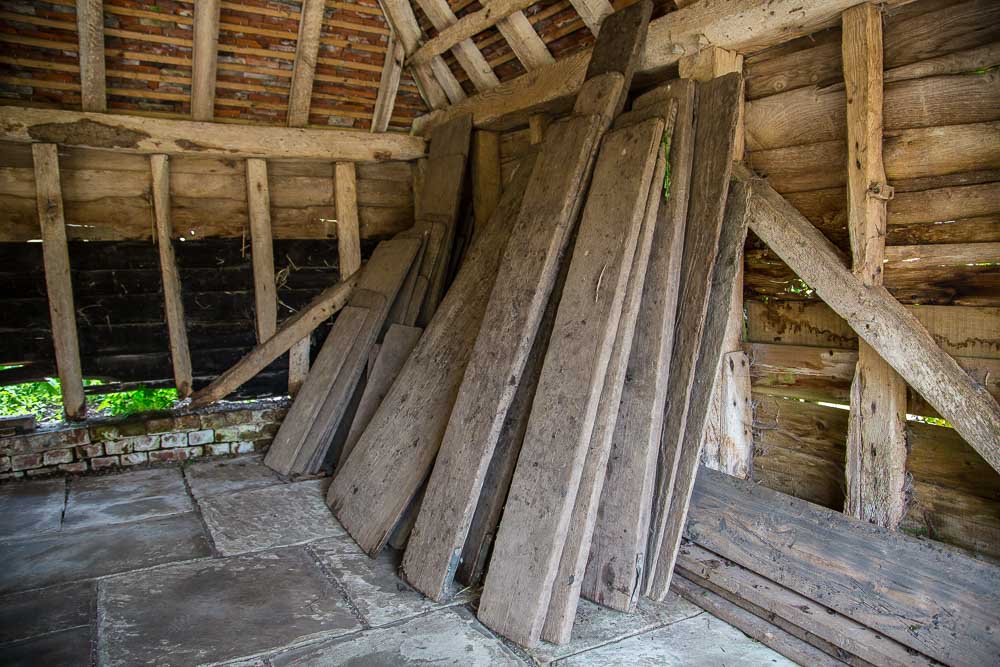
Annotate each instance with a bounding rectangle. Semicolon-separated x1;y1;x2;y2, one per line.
96;387;178;416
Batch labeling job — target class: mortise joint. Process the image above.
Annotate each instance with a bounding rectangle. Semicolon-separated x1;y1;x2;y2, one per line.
867;182;894;200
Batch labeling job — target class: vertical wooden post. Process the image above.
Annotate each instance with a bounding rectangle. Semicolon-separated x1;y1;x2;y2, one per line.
472;130;502;230
33;144;86;420
528;114;548;145
842;3;908;528
75;0;106;112
246;158;277;343
334;162;363;276
372;32;405;133
150;155;194;398
191;0;221;121
287;0;326;128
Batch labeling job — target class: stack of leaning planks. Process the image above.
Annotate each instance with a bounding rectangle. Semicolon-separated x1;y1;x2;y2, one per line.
319;0;756;649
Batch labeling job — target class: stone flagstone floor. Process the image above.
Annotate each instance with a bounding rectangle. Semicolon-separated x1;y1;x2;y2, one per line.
0;456;796;666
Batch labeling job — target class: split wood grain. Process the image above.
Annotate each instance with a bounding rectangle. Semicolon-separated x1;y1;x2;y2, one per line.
335;162;363;277
149;154;193;398
687;466;1000;666
287;0;326;127
75;0;106;112
477;118;661;648
33;143;85;420
645;73;744;599
246;158;278;343
736;162;1000;475
581;80;695;613
542;114;670;645
191;0;221;121
325;153;538;556
398;113;607;602
371;33;404;133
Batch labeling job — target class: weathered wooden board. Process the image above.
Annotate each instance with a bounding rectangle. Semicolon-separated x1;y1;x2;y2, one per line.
687;466;1000;666
645;73;744;598
582;80;695;614
326;153;538;557
399;114;607;602
264;237;421;476
477;118;661;648
339;323;423;466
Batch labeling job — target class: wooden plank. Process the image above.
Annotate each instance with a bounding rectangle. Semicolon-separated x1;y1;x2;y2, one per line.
687;465;1000;666
335;162;362;277
246;158;278;344
413;0;500;92
265;237;422;476
149;154;193;398
399;114;608;601
471;130;502;230
542;113;671;645
33;143;85;420
326;152;538;557
645;73;744;599
371;33;404;133
671;575;849;667
287;339;310;396
287;0;327;127
75;0;106;113
737;162;1000;474
375;0;453;109
493;11;553;70
188;274;358;407
191;0;221;121
569;0;614;35
841;2;907;530
339;323;422;467
0;107;427;163
700;350;753;478
581;80;695;613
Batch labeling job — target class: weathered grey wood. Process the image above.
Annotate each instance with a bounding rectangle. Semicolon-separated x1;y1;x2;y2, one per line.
191;0;221;121
371;33;404;133
33;143;85;420
326;154;537;556
472;131;502;230
264;237;421;476
582;80;695;614
246;158;278;343
287;0;326;127
677;542;937;667
645;73;744;599
477;119;662;648
398;114;608;602
150;154;193;398
340;323;423;467
688;466;1000;666
671;574;849;667
736;163;1000;475
75;0;106;112
542;114;671;646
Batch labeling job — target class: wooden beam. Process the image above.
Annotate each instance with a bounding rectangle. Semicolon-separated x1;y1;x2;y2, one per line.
335;162;363;277
377;0;459;110
0;106;426;162
189;274;358;407
75;0;106;112
150;155;193;398
568;0;614;35
491;10;554;70
736;163;1000;474
191;0;221;121
246;159;277;344
372;32;404;133
528;114;548;145
410;0;541;67
287;0;327;127
472;130;502;229
414;0;901;132
414;0;500;92
841;2;908;529
33;144;85;420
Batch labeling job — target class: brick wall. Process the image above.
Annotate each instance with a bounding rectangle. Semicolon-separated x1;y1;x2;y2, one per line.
0;400;289;482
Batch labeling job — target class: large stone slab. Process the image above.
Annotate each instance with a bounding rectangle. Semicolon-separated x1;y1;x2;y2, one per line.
0;477;65;539
527;593;703;664
310;536;473;628
1;626;92;666
98;546;361;667
0;581;94;643
63;467;191;529
199;479;344;556
556;612;798;666
269;606;524;666
184;454;283;500
0;512;211;594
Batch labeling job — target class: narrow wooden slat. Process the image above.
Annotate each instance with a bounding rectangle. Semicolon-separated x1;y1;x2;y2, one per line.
472;130;502;230
736;163;1000;474
409;0;543;67
645;73;744;599
335;163;362;278
581;80;695;613
191;0;221;121
246;159;277;343
372;33;404;133
33;143;85;420
414;0;500;92
287;339;310;396
687;466;1000;666
149;154;193;398
287;0;327;127
842;2;908;530
75;0;106;112
493;11;554;70
569;0;614;34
